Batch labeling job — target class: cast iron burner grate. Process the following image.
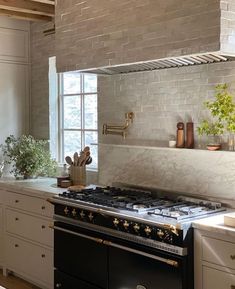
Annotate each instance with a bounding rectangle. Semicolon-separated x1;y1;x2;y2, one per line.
58;186;225;218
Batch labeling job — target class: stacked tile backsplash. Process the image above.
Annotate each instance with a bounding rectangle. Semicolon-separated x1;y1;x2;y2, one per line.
98;61;235;200
30;22;55;140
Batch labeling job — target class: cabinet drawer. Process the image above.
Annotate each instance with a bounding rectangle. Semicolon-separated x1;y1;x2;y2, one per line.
6;209;53;247
203;266;235;289
202;236;235;270
5;235;53;287
5;191;53;217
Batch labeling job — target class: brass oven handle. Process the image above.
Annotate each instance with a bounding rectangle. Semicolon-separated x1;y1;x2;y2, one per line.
103;240;179;267
50;225;103;244
51;226;178;267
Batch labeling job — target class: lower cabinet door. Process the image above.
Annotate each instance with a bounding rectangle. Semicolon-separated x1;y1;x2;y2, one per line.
203;266;235;289
5;235;53;288
55;270;101;289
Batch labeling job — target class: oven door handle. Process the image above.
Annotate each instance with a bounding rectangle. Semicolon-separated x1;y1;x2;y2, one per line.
51;225;104;244
103;240;179;268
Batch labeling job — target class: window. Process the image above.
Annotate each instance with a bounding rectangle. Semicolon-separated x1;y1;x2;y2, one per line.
58;72;98;169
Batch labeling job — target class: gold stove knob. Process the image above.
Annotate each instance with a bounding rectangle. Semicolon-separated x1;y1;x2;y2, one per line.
133;223;140;232
72;209;77;217
88;212;94;221
123;220;129;230
80;210;85;219
157;229;165;239
64;207;69;215
113;218;119;226
144;226;152;235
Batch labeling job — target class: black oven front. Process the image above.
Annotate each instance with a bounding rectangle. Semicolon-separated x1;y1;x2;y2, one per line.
53;221;193;289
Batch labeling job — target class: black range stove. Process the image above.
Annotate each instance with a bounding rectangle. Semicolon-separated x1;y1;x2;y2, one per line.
51;186;225;251
49;186;226;289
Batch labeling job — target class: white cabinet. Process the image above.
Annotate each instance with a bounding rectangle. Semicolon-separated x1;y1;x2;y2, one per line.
0;16;30;145
6;208;53;247
203;266;235;289
194;229;235;289
3;189;54;289
5;235;53;286
0;190;4;266
5;190;53;218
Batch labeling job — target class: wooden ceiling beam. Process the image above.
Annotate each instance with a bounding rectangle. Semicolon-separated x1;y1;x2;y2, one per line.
0;0;54;17
0;8;53;22
30;0;55;5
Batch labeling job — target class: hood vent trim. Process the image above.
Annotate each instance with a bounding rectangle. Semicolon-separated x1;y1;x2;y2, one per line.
81;52;233;75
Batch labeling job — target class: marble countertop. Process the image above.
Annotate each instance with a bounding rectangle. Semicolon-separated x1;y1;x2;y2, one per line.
192;211;235;237
0;177;64;198
0;177;235;237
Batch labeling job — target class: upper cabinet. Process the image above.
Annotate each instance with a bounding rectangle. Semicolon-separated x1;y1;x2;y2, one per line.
0;16;30;143
0;17;29;63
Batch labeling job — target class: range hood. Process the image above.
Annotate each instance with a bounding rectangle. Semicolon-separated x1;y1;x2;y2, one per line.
80;52;234;75
56;0;235;75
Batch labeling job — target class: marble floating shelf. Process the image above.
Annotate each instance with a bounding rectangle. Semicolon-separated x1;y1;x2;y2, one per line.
99;143;234;153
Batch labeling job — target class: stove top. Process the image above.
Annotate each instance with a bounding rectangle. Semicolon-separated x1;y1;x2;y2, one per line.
57;186;225;222
51;186;227;254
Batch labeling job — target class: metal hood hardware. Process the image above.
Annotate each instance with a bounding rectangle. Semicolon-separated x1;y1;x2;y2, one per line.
80;52;233;75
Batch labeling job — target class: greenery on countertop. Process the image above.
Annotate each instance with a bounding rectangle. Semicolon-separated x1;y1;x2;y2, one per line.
197;84;235;137
0;135;57;179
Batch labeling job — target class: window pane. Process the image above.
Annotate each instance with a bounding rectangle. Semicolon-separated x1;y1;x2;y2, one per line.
64;131;81;160
85;131;98;169
84;94;97;129
63;72;81;94
64;95;81;129
84;74;97;93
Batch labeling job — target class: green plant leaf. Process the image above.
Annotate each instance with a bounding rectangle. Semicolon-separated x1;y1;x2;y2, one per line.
198;83;235;135
0;135;57;178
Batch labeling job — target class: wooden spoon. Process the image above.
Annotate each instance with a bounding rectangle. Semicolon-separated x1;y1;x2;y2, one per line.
78;151;86;166
73;152;79;166
81;152;91;166
85;156;92;165
65;156;73;166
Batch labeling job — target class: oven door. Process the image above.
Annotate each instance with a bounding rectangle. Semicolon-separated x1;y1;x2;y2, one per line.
108;243;188;289
54;221;108;289
53;221;192;289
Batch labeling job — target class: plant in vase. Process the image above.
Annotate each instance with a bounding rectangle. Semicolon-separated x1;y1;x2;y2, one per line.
197;84;235;150
0;135;57;179
197;120;224;150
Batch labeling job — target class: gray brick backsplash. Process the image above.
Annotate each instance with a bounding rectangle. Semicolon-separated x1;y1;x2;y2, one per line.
30;22;55;140
99;61;235;145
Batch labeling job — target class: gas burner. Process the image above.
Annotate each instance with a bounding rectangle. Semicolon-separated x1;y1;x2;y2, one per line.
132;204;147;210
57;186;225;222
148;200;224;221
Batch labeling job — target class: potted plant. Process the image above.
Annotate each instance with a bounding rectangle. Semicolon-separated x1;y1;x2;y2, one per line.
197;84;235;150
197;120;224;150
0;135;57;179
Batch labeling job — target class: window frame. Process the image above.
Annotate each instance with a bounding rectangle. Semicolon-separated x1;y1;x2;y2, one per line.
58;72;98;169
